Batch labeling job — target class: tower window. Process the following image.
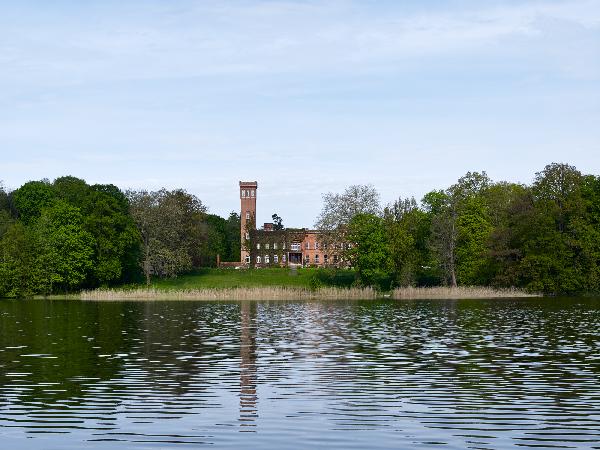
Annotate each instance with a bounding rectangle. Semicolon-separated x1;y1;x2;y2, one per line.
246;212;250;220
245;232;249;240
251;190;255;197
241;190;245;198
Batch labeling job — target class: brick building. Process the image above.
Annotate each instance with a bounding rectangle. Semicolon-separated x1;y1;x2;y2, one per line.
239;181;344;267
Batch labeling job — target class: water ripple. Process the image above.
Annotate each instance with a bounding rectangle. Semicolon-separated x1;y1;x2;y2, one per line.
0;298;599;449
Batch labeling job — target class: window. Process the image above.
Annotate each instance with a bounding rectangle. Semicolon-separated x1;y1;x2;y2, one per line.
257;243;261;249
265;243;270;250
246;212;250;220
315;254;319;263
274;255;279;263
256;256;261;264
291;243;301;251
333;255;338;263
305;255;310;264
265;255;270;264
324;254;328;263
241;190;246;198
273;243;278;250
251;190;255;197
245;232;249;240
315;242;319;250
283;242;286;249
245;255;250;263
282;254;287;263
305;242;310;249
323;243;328;250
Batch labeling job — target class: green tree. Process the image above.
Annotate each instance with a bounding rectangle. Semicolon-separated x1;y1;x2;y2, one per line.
316;184;382;263
0;181;10;214
0;182;12;239
84;186;141;285
53;176;91;207
383;197;430;286
484;182;529;287
0;222;39;297
516;163;586;293
424;172;493;287
451;172;493;285
224;211;241;261
34;201;95;293
12;180;56;224
202;214;228;266
423;190;457;286
347;213;392;288
128;189;207;284
272;213;284;230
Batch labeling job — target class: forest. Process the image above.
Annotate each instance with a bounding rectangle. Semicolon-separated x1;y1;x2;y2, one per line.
0;176;240;297
1;162;599;296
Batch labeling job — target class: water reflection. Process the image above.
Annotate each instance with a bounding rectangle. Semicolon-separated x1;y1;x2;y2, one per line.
239;301;258;429
0;298;599;449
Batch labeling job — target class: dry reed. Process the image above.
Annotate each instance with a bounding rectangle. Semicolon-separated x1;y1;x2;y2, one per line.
80;286;378;301
392;286;538;300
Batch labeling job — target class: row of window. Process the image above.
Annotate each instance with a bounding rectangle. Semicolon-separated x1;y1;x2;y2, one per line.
256;254;286;264
257;242;284;250
241;190;255;198
255;242;350;250
252;254;339;264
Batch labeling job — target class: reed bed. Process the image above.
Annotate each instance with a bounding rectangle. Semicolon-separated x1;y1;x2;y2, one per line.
80;286;378;301
392;286;538;300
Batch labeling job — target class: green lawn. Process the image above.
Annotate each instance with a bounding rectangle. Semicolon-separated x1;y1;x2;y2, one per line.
149;267;334;290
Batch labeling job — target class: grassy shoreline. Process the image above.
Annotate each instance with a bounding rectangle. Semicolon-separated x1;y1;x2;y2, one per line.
71;285;537;301
79;286;378;301
392;286;539;299
21;270;539;301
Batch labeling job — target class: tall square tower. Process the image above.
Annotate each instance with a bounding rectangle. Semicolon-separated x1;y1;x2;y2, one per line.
239;181;258;264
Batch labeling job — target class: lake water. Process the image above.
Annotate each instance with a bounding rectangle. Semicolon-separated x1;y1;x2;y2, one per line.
1;298;599;449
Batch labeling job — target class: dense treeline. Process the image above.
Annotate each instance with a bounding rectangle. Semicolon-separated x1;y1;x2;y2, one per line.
0;177;240;297
1;163;599;297
331;163;600;294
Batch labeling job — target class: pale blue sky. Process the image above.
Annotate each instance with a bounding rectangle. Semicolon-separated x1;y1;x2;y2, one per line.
1;0;599;226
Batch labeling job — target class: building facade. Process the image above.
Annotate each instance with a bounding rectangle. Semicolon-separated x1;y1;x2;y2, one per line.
239;180;345;268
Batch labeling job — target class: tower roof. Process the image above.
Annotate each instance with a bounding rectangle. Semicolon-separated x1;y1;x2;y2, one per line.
239;181;258;188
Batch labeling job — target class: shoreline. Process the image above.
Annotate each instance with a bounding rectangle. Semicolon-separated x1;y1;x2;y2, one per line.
21;286;541;301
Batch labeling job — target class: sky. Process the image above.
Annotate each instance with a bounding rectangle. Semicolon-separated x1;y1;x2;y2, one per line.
1;0;599;227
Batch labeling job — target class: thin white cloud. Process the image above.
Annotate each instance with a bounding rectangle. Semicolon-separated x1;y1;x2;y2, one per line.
1;0;598;226
1;0;599;88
